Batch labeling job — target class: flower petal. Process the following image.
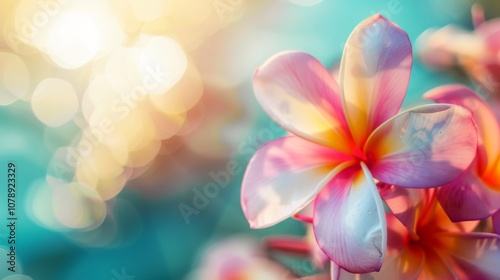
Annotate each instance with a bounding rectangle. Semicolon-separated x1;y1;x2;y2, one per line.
493;210;500;234
437;233;500;279
416;26;486;69
330;243;424;280
481;156;500;191
423;84;500;176
378;246;425;280
241;136;353;228
340;14;412;146
378;184;426;235
476;19;500;54
253;51;353;153
313;162;386;273
437;167;500;222
365;104;477;188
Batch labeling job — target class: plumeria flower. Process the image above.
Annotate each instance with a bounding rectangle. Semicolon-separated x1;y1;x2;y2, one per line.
417;4;500;99
334;188;500;279
241;15;478;273
189;237;290;280
424;84;500;222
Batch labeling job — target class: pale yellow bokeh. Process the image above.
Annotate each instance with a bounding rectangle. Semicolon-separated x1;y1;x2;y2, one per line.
75;143;124;180
130;0;168;22
52;182;106;230
25;179;66;231
148;106;186;140
94;172;127;201
149;59;203;114
105;35;187;96
126;138;161;168
31;78;79;127
0;52;30;105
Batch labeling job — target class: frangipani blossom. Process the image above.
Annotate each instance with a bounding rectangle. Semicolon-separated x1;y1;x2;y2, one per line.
241;15;478;273
333;188;500;279
425;84;500;222
417;4;500;98
189;237;290;280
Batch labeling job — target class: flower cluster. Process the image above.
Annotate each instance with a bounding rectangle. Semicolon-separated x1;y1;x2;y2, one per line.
418;4;500;101
241;14;500;279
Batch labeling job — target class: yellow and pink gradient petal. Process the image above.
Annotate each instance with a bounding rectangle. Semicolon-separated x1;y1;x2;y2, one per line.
340;15;412;147
241;136;354;228
253;52;353;154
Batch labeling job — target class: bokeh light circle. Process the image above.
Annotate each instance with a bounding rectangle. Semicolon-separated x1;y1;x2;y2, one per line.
52;182;106;230
130;0;166;22
0;52;30;105
47;13;102;69
31;78;79;127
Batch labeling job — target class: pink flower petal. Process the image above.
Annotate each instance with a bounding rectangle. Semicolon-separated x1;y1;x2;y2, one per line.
365;104;477;188
253;51;353;153
378;184;426;235
437;167;500;222
241;136;353;228
416;26;486;69
476;19;500;54
493;210;500;234
437;233;500;279
313;163;386;273
424;84;500;176
340;14;412;146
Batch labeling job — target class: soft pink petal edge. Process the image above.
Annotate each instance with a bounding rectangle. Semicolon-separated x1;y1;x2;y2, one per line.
253;51;353;153
241;136;353;228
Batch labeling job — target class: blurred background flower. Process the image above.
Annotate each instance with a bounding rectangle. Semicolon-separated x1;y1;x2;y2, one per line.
417;0;500;116
187;236;291;280
0;0;498;279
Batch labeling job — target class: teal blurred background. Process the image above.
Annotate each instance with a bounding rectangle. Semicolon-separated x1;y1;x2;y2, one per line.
0;0;495;279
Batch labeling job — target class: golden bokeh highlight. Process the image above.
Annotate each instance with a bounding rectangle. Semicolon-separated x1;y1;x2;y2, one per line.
46;13;102;69
0;52;30;105
52;182;107;230
31;78;79;127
